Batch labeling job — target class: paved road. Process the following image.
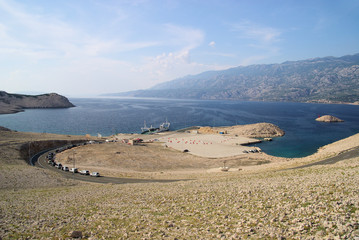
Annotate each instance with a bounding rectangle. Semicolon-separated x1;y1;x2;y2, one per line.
34;148;186;185
287;146;359;170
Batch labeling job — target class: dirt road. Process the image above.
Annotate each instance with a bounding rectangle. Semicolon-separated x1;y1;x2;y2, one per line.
34;148;186;184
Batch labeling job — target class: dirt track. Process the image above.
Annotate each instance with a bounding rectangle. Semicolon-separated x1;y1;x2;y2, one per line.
35;148;186;184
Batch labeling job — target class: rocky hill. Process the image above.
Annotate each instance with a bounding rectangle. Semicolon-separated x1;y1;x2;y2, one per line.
113;53;359;103
197;123;285;138
0;91;75;114
315;115;344;123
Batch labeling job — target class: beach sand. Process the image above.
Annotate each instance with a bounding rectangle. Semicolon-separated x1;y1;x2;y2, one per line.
157;132;261;158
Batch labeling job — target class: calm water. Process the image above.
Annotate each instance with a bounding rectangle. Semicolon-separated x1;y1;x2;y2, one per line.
1;97;359;158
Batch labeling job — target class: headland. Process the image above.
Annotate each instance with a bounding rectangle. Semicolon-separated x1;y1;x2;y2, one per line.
0;91;74;114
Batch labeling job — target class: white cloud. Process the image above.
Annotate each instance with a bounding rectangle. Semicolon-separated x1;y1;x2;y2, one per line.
228;20;282;65
208;41;216;47
0;1;231;95
132;48;233;88
231;20;281;44
0;0;160;60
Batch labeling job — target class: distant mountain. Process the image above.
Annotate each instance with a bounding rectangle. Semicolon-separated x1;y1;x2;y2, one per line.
111;53;359;104
0;91;75;114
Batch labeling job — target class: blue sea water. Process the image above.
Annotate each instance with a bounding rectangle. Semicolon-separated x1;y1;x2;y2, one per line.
1;97;359;158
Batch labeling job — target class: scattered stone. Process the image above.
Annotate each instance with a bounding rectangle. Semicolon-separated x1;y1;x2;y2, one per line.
70;231;83;238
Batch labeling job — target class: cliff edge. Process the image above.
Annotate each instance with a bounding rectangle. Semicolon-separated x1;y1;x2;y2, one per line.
0;91;75;114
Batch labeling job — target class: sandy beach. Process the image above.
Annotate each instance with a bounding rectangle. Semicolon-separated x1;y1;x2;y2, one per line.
157;132;261;158
0;126;358;239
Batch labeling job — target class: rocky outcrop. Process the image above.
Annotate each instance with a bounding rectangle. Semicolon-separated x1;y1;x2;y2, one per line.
199;123;285;138
315;115;344;122
0;91;75;114
222;123;285;138
0;126;12;132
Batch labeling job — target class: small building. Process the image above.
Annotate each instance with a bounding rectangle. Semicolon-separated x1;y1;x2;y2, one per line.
128;138;143;145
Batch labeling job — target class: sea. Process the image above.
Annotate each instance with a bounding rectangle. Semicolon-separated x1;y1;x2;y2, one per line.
1;97;359;158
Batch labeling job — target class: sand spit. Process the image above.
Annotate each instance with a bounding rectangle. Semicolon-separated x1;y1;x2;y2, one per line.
0;127;359;239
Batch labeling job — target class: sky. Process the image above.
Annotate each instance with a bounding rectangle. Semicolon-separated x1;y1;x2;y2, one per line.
1;0;359;97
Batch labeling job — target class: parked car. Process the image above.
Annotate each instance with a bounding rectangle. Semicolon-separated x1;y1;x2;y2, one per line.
57;163;62;169
69;168;78;173
79;170;90;175
62;166;69;171
91;172;100;177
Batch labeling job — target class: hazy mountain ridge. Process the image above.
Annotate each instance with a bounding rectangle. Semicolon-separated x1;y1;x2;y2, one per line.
114;54;359;103
0;91;75;114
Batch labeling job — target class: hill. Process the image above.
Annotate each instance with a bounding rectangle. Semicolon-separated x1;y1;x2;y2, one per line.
0;91;75;114
1;127;359;238
112;53;359;103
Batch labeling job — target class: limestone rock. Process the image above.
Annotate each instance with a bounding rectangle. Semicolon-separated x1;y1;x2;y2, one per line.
213;123;285;138
315;115;344;122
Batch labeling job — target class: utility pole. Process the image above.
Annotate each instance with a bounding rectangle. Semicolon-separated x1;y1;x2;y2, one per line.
73;151;76;171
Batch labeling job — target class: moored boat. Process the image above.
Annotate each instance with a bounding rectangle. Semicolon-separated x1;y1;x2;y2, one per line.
141;119;170;134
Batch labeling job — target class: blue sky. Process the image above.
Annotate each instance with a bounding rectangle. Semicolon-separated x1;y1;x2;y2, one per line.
1;0;358;97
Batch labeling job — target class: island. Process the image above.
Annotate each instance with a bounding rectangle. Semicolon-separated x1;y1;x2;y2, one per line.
315;115;344;122
0;91;75;114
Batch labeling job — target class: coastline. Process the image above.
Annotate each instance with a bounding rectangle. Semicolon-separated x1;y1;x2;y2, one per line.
1;127;359;239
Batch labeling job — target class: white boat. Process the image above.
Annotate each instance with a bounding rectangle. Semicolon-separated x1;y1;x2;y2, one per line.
159;119;170;132
141;121;157;134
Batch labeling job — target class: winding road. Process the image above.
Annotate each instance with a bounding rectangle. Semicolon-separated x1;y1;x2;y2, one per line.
32;147;186;185
32;144;359;183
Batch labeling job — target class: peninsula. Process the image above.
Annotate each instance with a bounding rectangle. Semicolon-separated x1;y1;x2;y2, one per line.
0;91;75;114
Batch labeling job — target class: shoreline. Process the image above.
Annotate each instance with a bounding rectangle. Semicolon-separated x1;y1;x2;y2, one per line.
1;96;359;115
1;124;358;163
1;126;359;239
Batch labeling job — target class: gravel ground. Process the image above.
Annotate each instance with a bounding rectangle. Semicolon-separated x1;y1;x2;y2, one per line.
1;129;359;239
1;157;358;239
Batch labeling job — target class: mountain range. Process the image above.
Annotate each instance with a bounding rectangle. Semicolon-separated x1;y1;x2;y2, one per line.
110;53;359;104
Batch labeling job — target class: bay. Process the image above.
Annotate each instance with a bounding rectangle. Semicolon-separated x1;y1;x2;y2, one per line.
0;97;359;158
